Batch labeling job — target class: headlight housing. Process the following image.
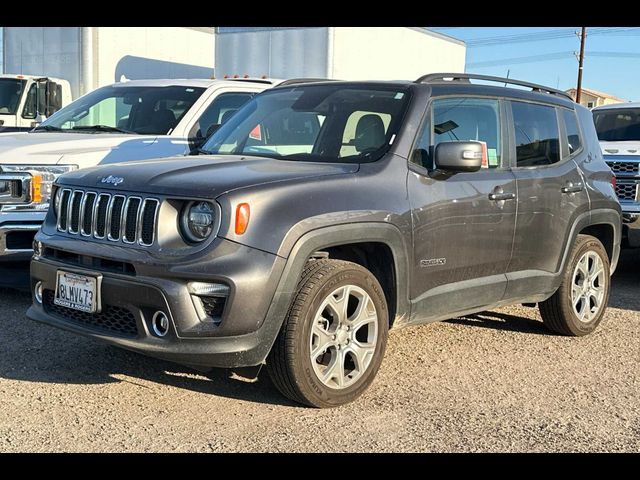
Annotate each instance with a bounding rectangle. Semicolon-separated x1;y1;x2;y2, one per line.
179;201;217;243
0;164;78;211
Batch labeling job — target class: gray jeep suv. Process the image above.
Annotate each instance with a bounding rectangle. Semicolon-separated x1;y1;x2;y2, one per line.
27;74;621;407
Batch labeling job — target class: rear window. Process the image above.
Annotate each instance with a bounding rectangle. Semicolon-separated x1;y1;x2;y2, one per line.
593;108;640;142
512;101;560;167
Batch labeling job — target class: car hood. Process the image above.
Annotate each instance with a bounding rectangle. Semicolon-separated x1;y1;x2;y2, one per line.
0;131;158;166
599;141;640;156
57;155;360;198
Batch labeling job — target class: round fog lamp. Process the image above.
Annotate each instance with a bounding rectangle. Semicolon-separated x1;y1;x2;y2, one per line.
180;201;215;243
34;281;43;304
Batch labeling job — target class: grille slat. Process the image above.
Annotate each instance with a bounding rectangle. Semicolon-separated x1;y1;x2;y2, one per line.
81;193;97;236
123;198;142;244
108;196;125;241
69;191;83;233
57;189;159;246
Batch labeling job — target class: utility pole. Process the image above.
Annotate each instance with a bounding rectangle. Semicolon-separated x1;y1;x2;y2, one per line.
575;27;587;103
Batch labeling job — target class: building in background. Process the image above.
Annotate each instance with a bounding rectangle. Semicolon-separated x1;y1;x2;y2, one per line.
2;27;214;99
566;87;626;108
215;27;466;80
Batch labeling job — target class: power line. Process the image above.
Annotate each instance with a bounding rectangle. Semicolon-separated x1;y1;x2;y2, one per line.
467;50;640;68
466;27;640;47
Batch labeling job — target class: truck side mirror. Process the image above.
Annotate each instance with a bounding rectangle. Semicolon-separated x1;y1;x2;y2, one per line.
434;141;485;173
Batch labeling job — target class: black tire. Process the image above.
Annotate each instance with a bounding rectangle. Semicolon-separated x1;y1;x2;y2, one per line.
267;259;389;408
539;234;610;336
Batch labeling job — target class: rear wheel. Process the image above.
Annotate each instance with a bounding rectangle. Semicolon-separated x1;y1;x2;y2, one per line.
267;259;388;408
539;235;610;336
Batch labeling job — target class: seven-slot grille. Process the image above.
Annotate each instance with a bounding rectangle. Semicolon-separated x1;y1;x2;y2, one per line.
56;189;159;246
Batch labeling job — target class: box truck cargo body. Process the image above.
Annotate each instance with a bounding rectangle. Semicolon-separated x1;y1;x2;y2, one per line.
3;27;215;100
215;27;466;80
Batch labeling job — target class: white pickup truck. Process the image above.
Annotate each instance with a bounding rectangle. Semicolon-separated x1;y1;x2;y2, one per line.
0;77;275;284
0;74;72;132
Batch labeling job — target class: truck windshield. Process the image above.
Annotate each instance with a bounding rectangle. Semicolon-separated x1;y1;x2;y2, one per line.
36;84;206;135
593;108;640;142
0;79;26;115
201;84;411;163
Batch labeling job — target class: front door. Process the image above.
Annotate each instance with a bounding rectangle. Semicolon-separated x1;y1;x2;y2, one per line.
408;96;517;322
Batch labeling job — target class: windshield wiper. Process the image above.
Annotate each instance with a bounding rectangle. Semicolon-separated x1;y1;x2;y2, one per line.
71;125;135;134
32;125;63;132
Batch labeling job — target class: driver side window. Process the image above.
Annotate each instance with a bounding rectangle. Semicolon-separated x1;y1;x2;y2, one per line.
412;97;502;170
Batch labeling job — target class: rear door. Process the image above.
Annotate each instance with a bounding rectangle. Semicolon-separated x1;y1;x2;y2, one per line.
408;96;517;321
503;100;590;301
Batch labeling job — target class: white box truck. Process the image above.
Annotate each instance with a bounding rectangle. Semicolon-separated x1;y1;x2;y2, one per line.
0;75;72;132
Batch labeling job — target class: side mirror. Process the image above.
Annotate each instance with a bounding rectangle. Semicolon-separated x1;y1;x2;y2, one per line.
434;141;485;173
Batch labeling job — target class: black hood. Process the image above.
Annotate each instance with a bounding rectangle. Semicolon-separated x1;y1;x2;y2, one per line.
57;155;360;198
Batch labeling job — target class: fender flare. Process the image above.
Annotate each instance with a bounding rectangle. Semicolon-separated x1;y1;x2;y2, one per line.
253;222;411;364
558;208;622;275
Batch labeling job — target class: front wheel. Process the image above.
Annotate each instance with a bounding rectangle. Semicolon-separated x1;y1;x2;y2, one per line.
539;234;611;336
267;259;388;408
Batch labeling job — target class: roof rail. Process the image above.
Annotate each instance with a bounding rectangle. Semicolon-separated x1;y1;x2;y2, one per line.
276;78;337;87
415;73;573;100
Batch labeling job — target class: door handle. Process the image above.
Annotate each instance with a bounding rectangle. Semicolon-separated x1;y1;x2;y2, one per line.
488;191;516;201
561;183;584;194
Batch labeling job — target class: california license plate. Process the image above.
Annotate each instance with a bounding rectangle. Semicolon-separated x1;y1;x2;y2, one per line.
54;271;100;313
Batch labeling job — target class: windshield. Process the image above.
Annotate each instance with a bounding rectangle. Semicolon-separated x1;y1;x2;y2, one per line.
593;108;640;142
38;84;206;134
0;79;26;115
201;84;411;163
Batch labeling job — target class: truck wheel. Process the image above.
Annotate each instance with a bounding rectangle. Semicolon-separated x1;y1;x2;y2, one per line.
267;259;388;408
539;235;610;336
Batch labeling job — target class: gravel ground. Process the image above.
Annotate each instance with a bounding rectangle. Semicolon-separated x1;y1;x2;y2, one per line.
0;250;638;452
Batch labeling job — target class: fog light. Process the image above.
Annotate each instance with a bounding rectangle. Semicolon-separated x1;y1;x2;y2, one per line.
34;281;43;304
152;311;169;337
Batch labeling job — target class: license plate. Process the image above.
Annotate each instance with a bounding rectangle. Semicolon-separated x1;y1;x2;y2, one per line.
54;271;100;313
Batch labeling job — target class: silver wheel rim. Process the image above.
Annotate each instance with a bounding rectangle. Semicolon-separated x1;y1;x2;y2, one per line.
309;285;379;390
571;251;606;323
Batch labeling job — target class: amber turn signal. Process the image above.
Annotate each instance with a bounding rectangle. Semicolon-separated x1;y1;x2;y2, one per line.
31;175;43;203
235;203;250;235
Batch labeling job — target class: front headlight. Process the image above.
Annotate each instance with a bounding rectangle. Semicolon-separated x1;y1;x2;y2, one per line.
0;164;77;210
179;201;217;243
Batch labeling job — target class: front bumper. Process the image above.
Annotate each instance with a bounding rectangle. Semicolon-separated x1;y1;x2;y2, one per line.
0;210;45;260
27;236;287;368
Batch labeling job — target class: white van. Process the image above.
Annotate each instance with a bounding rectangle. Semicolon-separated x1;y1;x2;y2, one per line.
0;77;275;271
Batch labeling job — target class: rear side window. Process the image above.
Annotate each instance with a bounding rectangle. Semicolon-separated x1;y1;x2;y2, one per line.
561;109;582;156
512;101;560;167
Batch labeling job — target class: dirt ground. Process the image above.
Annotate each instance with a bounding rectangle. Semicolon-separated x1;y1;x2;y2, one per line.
0;249;638;452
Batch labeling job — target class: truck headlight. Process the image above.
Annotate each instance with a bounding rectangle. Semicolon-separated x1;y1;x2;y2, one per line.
179;201;217;243
0;164;77;210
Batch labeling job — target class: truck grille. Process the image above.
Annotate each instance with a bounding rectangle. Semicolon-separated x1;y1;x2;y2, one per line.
57;189;159;246
615;182;639;201
607;161;639;174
